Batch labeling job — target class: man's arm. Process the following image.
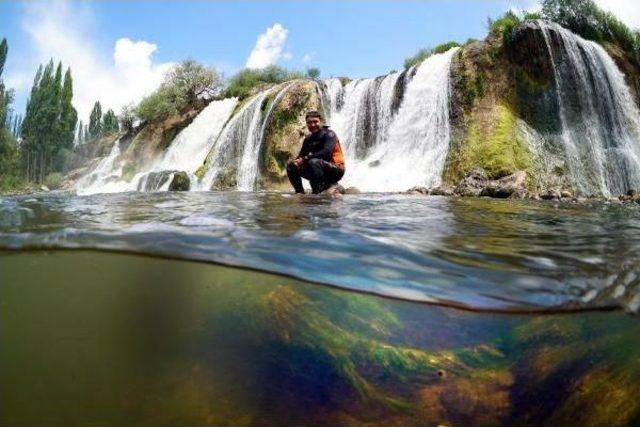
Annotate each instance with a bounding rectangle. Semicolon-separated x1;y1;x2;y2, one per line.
296;137;310;159
306;131;336;160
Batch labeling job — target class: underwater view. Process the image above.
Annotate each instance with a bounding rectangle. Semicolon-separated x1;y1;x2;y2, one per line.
1;192;640;426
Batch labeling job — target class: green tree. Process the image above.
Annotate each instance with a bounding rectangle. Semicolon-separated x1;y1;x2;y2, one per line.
102;109;119;135
20;60;78;181
119;103;136;132
136;60;222;123
306;68;320;80
88;101;102;140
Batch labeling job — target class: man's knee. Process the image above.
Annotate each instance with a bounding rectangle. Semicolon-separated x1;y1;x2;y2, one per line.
286;161;298;174
308;158;322;168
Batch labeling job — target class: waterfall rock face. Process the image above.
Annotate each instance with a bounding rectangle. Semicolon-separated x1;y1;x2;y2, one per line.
75;21;640;196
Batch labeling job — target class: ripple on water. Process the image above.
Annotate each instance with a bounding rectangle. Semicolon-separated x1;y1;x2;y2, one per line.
0;191;639;312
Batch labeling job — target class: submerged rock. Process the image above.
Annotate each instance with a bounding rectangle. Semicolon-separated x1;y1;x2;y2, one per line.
168;171;190;191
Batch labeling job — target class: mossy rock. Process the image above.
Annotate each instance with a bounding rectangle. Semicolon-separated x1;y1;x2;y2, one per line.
258;80;323;189
168;171;190;191
212;166;237;190
445;103;533;183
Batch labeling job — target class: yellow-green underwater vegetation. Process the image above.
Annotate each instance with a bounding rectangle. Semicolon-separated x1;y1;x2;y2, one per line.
2;250;639;426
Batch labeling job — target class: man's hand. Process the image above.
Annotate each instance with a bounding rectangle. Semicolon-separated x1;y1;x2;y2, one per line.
293;157;305;168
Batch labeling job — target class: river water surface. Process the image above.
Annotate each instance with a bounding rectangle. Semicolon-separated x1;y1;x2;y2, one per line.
1;191;640;425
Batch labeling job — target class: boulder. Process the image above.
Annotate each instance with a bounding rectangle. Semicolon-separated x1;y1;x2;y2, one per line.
430;186;455;196
320;184;345;197
561;190;573;198
406;186;429;195
540;189;561;200
169;171;190;191
343;186;361;195
479;171;527;198
454;169;488;197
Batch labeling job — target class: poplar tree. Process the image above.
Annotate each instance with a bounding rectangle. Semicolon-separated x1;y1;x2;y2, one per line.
20;60;78;182
88;101;102;140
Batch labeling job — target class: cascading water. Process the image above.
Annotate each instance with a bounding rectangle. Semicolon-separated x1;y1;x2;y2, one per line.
133;97;238;191
199;84;294;191
75;98;237;195
157;98;238;173
236;83;293;191
538;21;640;196
326;48;458;192
76;138;124;195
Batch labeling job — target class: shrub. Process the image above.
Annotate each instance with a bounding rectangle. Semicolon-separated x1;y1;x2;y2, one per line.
44;172;64;189
224;66;303;99
403;41;461;69
306;68;320;80
489;11;522;46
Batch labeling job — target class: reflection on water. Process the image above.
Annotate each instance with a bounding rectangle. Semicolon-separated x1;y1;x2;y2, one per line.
1;251;639;426
1;191;639;311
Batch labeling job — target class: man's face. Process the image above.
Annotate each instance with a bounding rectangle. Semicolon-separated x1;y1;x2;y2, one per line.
306;117;322;134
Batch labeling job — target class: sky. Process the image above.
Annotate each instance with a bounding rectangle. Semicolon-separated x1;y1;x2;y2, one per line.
1;0;639;123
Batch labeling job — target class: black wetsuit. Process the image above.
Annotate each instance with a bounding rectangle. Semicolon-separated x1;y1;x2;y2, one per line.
286;126;345;194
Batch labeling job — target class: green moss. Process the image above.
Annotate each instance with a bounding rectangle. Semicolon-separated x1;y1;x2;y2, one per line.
452;104;533;180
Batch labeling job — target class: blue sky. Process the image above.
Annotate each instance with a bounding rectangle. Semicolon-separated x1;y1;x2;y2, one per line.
1;0;637;122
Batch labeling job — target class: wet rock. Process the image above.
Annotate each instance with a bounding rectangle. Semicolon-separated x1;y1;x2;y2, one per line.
40;185;50;192
430;186;455;196
479;171;527;199
343;186;361;195
540;189;561;200
561;190;573;198
169;171;190;191
320;184;345;196
454;169;488;197
407;186;429;195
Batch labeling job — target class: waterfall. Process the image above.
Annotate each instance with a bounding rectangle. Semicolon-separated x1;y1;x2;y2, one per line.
538;21;640;196
326;48;458;192
76;138;125;195
75;98;237;195
156;98;238;173
237;83;294;191
199;83;293;190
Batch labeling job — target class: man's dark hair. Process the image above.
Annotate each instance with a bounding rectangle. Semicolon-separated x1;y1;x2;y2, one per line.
305;110;323;120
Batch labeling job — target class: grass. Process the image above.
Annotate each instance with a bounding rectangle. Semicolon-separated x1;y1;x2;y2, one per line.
404;41;461;69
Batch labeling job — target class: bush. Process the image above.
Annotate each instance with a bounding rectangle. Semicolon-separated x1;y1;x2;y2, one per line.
489;11;522;46
306;68;320;80
403;41;461;69
44;172;64;190
224;66;303;99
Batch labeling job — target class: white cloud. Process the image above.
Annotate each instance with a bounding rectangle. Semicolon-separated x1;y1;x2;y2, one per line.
18;0;174;121
302;52;316;65
593;0;640;30
245;23;289;69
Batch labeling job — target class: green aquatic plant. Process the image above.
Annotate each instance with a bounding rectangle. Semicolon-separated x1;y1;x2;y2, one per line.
257;286;506;408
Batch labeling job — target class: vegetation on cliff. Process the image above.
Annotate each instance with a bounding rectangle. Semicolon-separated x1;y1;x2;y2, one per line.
404;41;462;69
224;66;304;100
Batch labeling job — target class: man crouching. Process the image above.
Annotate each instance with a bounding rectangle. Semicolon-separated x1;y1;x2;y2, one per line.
286;110;346;194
